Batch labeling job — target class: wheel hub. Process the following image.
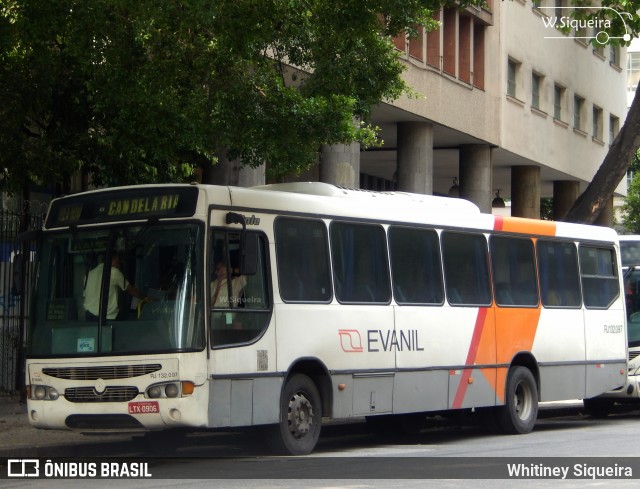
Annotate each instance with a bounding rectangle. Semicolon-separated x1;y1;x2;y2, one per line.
287;392;314;438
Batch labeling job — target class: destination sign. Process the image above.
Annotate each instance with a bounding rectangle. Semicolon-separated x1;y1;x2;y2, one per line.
45;186;199;228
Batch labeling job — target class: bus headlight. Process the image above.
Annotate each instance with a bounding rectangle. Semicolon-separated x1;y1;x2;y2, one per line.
145;381;194;399
30;384;60;401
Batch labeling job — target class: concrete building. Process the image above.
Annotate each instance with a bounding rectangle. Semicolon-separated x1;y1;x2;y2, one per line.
45;1;627;225
308;1;628;224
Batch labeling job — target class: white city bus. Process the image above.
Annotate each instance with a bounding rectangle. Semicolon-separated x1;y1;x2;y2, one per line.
24;182;627;454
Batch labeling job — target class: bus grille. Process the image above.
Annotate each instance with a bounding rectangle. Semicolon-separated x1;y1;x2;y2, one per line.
630;351;640;362
64;386;139;403
43;364;162;380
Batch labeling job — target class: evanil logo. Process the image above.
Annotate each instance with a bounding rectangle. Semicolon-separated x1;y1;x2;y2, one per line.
538;6;632;44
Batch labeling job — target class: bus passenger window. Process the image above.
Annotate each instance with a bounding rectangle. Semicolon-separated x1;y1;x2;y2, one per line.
275;218;331;303
579;246;619;309
389;227;444;305
537;240;581;308
210;231;271;347
489;236;538;307
442;232;491;306
330;222;391;304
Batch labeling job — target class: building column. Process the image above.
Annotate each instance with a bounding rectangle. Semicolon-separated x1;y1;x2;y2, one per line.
237;165;265;187
594;196;614;227
320;142;360;188
459;145;492;213
553;180;580;221
511;166;540;218
396;122;434;195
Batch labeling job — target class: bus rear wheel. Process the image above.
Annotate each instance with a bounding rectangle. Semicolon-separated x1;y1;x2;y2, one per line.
497;366;538;434
267;374;322;455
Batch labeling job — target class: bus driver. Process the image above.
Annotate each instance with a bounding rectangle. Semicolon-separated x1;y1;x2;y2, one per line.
83;253;147;320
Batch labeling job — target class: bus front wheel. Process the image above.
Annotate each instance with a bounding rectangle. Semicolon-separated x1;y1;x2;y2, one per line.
497;366;538;434
267;374;322;455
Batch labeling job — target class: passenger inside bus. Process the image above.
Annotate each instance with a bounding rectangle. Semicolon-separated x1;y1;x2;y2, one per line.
211;260;247;308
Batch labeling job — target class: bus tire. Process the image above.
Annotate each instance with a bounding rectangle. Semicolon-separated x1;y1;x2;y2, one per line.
267;374;322;455
497;366;538;434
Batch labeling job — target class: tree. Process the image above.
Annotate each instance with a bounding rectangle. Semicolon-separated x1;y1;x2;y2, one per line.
0;0;477;194
562;1;640;223
621;150;640;232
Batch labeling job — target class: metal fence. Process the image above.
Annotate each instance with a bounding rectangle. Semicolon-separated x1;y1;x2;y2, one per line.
0;209;43;393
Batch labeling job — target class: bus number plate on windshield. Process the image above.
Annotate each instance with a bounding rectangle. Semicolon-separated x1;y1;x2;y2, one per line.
128;401;159;414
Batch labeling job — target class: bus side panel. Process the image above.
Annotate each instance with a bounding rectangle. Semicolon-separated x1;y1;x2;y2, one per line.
494;306;542;403
392;371;448;413
395;306;497;411
208;315;280;427
275;303;395;418
208;377;282;427
533;308;586;401
583;304;627;398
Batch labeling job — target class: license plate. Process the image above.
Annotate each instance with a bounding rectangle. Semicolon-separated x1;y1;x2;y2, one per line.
128;401;159;414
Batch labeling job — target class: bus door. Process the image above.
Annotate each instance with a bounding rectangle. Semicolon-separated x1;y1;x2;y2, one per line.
441;231;496;411
579;245;626;397
491;236;540;407
207;211;276;427
536;240;587;401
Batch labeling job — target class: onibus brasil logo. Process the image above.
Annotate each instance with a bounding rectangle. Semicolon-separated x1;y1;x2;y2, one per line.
538;6;632;44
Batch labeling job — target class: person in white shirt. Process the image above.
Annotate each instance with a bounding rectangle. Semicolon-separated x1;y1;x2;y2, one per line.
83;254;146;320
211;261;247;308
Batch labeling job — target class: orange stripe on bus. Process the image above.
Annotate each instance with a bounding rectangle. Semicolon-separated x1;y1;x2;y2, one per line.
454;305;543;407
452;308;490;409
494;216;557;236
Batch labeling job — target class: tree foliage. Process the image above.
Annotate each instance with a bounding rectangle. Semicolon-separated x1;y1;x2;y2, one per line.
621;150;640;232
0;0;476;192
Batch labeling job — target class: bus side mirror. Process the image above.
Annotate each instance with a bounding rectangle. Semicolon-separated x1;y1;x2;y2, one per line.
226;212;258;276
240;233;258;276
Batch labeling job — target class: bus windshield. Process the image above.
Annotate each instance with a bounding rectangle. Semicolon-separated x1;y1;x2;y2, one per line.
28;222;204;356
620;238;640;268
625;266;640;348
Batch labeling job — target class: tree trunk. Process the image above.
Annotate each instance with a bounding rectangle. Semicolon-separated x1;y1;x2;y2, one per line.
562;88;640;224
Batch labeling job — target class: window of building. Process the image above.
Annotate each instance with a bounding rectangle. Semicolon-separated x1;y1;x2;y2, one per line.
442;232;491;306
275;218;332;303
458;16;471;84
609;115;619;146
532;72;543;110
537;240;581;308
426;10;441;69
574;95;584;131
579;246;619;309
490;236;539;307
408;25;424;62
443;8;456;76
554;84;564;121
389;227;444;305
330;222;391;304
610;44;619;67
628;52;640;94
593;40;605;58
507;58;519;98
592;105;603;141
473;22;485;90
